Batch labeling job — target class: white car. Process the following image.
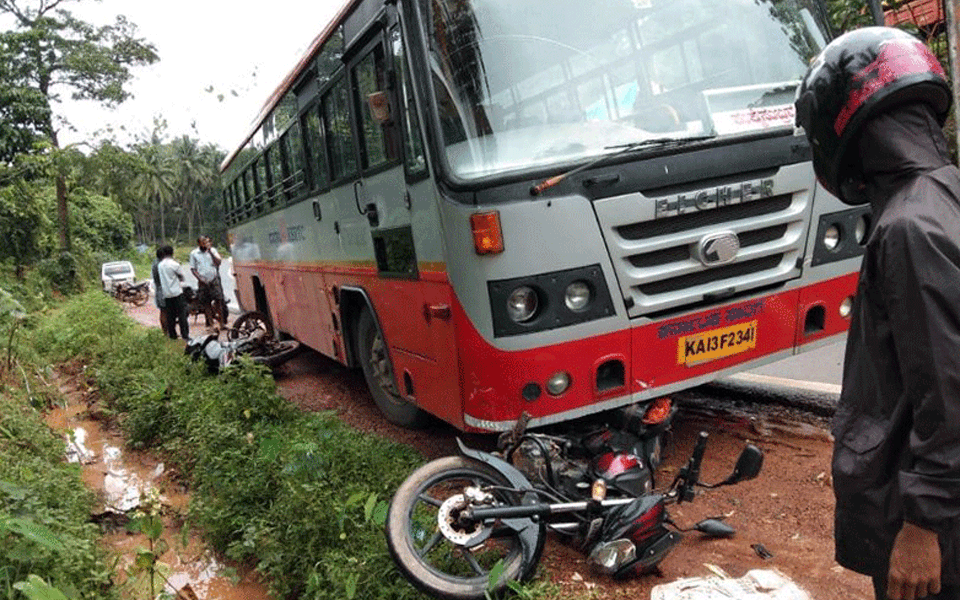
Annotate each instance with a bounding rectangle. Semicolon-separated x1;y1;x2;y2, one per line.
101;261;136;292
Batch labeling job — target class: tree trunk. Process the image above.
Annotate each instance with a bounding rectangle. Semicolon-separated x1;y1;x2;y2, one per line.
159;194;166;242
48;128;71;252
56;175;70;251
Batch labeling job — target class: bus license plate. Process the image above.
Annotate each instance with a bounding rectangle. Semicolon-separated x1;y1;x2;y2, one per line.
677;320;758;366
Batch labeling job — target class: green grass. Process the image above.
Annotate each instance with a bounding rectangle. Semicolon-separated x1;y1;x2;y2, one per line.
28;291;428;599
0;384;116;599
3;286;590;600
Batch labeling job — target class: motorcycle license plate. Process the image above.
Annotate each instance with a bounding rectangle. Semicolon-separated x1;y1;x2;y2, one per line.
677;320;757;366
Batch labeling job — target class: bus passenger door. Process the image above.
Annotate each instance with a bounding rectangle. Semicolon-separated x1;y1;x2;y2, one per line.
344;21;460;424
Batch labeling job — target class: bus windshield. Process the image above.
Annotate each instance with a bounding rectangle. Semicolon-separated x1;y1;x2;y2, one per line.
425;0;829;181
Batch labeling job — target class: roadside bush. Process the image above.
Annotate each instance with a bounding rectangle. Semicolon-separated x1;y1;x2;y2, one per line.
30;292;427;599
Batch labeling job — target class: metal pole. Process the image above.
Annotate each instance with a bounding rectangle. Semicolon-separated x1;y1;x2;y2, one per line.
946;0;960;162
867;0;885;25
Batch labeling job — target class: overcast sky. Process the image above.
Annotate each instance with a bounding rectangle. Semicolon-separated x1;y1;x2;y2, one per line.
52;0;342;153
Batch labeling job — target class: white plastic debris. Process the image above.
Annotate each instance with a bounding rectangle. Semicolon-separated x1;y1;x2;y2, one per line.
651;568;811;600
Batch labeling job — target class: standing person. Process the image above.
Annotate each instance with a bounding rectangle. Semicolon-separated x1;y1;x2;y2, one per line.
156;245;189;340
151;247;167;333
189;236;227;327
795;27;960;600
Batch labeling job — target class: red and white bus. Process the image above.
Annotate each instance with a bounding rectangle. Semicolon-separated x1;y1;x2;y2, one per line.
221;0;864;432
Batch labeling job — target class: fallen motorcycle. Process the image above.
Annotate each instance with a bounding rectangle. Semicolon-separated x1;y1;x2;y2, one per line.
113;281;150;307
185;310;300;373
385;408;762;600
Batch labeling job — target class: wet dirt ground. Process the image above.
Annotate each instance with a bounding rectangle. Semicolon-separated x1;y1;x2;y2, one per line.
119;302;874;600
45;368;271;600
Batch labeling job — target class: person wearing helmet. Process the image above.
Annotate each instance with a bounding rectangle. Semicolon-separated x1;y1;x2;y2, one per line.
795;27;960;600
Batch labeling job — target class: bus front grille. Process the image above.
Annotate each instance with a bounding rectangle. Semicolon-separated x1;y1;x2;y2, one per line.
593;179;812;318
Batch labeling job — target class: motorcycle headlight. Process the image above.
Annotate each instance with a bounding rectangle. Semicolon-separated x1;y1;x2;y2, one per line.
588;539;636;574
506;286;539;323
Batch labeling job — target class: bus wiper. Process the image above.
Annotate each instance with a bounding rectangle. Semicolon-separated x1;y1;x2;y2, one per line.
530;134;716;196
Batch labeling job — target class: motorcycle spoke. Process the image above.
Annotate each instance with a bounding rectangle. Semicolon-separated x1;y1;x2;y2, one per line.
461;548;488;576
418;530;444;557
417;492;443;508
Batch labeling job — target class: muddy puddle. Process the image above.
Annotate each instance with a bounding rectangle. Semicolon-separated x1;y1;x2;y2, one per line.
45;377;271;600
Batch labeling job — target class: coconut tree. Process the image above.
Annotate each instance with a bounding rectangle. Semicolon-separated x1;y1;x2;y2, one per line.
170;135;215;241
133;141;175;243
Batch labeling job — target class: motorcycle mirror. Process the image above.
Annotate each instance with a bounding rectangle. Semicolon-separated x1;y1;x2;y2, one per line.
720;444;763;485
694;518;735;538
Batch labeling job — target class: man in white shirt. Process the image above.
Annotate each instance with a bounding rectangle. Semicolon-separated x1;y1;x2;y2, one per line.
189;236;227;327
157;245;189;340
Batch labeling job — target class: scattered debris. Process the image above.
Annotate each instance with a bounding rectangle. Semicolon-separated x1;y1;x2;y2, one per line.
752;543;774;560
64;427;97;464
176;583;199;600
651;568;811;600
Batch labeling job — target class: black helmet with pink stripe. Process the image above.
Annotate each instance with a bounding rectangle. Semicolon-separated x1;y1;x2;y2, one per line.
794;27;950;204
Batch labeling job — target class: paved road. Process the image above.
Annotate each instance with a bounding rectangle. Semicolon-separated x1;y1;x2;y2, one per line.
722;337;845;405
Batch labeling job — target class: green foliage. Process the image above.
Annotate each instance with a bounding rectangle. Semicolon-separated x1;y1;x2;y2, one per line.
13;575;70;600
0;287;26;373
29;293;428;599
0;391;115;598
45;186;134;255
124;489;171;600
0;177;49;268
0;47;49;163
824;0;874;35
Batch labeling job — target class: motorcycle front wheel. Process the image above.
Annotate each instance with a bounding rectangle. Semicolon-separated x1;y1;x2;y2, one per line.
386;456;540;600
133;288;149;306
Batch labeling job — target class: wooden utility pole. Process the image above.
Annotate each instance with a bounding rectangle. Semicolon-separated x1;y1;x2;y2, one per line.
947;0;960;161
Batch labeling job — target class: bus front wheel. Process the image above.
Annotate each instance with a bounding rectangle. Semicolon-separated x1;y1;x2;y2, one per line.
357;309;429;429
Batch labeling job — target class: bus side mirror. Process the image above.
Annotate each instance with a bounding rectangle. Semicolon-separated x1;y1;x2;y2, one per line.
368;91;392;124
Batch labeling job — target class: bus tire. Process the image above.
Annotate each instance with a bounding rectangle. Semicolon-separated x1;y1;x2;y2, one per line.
357;308;429;429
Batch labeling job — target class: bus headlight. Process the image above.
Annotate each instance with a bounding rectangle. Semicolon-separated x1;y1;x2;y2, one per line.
488;264;615;337
811;206;870;267
565;281;592;311
507;286;539;322
823;224;841;251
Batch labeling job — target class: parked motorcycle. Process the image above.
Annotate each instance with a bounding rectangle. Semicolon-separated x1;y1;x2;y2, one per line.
385;407;762;600
113;281;150;307
185;310;300;373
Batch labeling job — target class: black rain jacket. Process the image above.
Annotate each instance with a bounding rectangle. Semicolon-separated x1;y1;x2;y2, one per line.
833;103;960;583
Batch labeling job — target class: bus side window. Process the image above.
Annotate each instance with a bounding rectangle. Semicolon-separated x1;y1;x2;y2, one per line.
232;180;244;218
242;170;254;213
390;26;427;178
267;145;283;206
301;103;328;190
353;42;401;171
280;125;304;201
323;76;359;181
254;158;267;208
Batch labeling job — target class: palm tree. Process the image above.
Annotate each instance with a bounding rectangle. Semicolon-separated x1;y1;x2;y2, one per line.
170;135;214;241
133;141;175;243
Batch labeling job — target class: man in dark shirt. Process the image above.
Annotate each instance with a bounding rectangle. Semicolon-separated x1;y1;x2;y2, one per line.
796;27;960;600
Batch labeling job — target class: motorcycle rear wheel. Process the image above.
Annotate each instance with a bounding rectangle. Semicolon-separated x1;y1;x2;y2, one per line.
229;310;274;340
250;339;301;368
386;456;538;600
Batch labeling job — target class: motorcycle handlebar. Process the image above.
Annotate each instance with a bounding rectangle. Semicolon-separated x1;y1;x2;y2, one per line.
675;431;709;503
